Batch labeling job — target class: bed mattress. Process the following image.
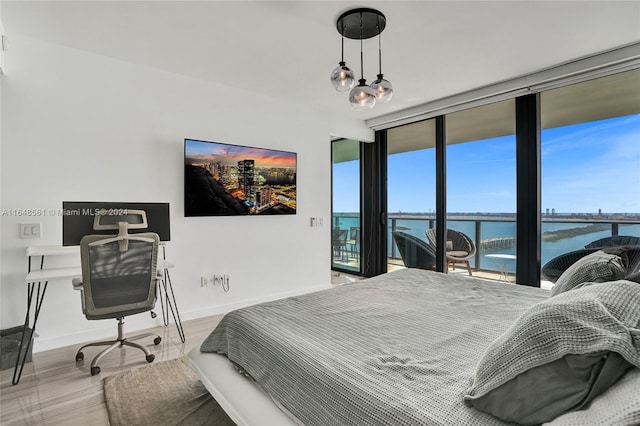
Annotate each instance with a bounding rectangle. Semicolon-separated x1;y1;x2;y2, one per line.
197;269;550;425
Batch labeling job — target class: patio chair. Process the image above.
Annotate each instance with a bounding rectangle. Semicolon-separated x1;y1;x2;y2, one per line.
584;235;640;249
392;231;436;270
346;227;360;260
426;228;476;276
332;229;348;262
541;247;640;283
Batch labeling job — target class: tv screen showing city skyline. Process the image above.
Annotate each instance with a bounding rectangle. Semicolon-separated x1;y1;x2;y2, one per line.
184;139;297;216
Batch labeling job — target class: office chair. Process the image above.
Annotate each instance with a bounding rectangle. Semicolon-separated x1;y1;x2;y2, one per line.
73;210;162;376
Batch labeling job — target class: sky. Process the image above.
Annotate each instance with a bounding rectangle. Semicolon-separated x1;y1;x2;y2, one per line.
333;114;640;214
185;139;297;169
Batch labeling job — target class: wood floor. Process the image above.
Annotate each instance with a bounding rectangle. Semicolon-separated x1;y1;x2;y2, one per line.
0;314;223;426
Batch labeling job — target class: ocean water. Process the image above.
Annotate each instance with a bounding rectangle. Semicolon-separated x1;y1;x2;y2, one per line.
333;216;640;274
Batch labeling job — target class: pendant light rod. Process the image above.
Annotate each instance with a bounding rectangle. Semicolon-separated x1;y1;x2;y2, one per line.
340;21;346;63
359;11;364;80
378;30;382;75
360;38;365;80
376;13;384;76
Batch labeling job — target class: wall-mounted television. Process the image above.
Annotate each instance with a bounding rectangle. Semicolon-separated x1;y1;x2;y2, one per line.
184;139;297;216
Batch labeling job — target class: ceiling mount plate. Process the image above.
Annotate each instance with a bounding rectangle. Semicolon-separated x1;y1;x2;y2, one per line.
336;8;386;40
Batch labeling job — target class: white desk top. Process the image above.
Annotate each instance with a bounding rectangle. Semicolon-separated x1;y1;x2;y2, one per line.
25;245;173;283
27;242;167;257
26;267;82;282
26;245;80;257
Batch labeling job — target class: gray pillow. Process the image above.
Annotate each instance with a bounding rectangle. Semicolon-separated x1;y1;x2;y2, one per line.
545;367;640;425
464;280;640;425
551;250;626;296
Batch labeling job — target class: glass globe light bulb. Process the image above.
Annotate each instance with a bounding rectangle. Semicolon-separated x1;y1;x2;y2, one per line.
370;74;393;103
348;79;377;111
330;61;355;92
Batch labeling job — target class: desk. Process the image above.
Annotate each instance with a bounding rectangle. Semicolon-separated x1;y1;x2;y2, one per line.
485;254;516;282
12;244;184;385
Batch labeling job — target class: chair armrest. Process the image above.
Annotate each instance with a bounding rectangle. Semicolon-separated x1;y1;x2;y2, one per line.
72;278;83;290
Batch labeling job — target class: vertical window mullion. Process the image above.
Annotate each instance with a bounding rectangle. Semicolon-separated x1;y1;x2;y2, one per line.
435;115;447;273
515;94;542;286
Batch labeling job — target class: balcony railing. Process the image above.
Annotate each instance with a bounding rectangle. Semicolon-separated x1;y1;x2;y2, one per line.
332;213;640;278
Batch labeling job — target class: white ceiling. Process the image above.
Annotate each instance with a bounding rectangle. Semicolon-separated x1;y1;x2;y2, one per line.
2;1;639;121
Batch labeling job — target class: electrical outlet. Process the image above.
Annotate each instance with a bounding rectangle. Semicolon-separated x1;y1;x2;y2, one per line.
200;276;208;287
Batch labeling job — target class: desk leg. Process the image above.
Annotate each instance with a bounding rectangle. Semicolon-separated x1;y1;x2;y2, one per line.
158;269;185;343
12;281;48;385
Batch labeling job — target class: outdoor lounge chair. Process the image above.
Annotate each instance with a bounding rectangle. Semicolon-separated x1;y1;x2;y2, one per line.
392;231;436;270
426;228;476;276
584;235;640;249
541;247;640;283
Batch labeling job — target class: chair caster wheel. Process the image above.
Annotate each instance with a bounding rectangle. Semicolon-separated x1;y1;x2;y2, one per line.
75;352;84;362
153;337;161;345
146;354;155;363
90;366;101;376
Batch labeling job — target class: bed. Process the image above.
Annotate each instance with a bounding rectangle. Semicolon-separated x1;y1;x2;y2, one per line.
187;266;640;425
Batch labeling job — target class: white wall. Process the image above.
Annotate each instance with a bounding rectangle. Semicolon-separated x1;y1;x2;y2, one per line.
0;34;371;352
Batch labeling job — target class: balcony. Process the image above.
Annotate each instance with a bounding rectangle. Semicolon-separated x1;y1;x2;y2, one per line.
332;213;640;284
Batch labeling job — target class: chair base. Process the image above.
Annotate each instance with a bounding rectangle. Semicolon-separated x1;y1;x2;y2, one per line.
447;260;473;276
75;317;161;376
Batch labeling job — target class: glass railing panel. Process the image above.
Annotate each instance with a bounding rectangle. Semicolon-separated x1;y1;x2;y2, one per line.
619;223;640;241
479;219;516;274
385;215;637;281
541;221;614;267
388;216;432;259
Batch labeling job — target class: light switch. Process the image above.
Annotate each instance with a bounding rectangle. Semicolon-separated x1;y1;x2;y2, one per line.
20;223;41;239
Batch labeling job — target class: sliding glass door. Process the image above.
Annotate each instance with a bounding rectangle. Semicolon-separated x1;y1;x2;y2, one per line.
332;138;362;274
445;100;517;280
386;120;436;271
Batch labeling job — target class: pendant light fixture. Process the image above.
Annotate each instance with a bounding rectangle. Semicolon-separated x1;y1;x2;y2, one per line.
330;34;355;91
348;35;377;111
331;8;392;110
370;17;393;103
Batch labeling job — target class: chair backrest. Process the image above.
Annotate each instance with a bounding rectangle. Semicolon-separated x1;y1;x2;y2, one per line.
542;247;640;284
332;229;348;246
584;235;640;249
349;227;360;241
392;231;436;270
426;228;477;258
80;233;159;320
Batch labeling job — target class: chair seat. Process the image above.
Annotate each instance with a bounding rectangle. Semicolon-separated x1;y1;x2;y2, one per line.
448;250;469;258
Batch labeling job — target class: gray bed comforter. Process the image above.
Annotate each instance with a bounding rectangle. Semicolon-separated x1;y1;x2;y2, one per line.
200;268;550;425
